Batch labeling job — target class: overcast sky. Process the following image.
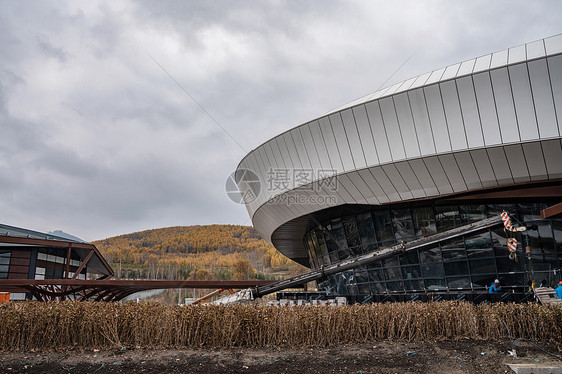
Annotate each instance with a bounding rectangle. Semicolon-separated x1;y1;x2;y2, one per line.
1;1;561;241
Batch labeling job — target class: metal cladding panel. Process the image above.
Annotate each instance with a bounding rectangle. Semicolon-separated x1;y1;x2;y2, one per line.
473;72;503;145
409;72;431;89
264;142;279;170
526;40;546;59
509;63;539;141
473;54;492;73
319;116;344;172
270;137;287;170
487;147;514;185
408;89;436;156
275;136;294;169
491;68;520;144
490;49;508;68
456;77;484;148
299;126;322;172
341;109;367;169
438;154;467;192
425;67;446;85
522;142;548;181
453;152;482;190
370;167;400;201
394;161;425;198
528;59;559;138
382;164;413;200
457;59;476;77
394;93;420;158
379;97;406;160
333;179;356;204
352;105;379;166
283;132;303;171
423;156;453;194
308;121;332;170
337;174;363;203
470;149;498;187
548;55;562;136
330;113;355;172
424;84;452;153
508;45;526;64
504;144;531;183
237;36;562;258
357;168;389;203
545;34;562;54
440;81;468;150
365;101;392;163
441;63;461;80
347;170;381;204
407;159;439;196
542;139;562;178
291;128;311;171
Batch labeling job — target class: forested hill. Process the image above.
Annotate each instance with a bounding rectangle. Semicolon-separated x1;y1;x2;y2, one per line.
92;225;306;280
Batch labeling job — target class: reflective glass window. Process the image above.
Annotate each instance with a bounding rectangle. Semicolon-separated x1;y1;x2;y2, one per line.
517;203;547;221
495;256;524;273
424;278;447;290
465;231;493;259
356;212;377;252
459;205;486;223
343;216;360;256
419;246;442;264
401;265;422;279
446;276;471;289
392;209;414;241
444;261;469;276
471;274;496;290
386;280;404;292
315;228;330;266
468;258;496;274
435;205;461;231
399;250;419;265
526;221;555;255
412;207;437;237
552;219;562;254
373;210;394;243
441;237;467;261
403;279;424;291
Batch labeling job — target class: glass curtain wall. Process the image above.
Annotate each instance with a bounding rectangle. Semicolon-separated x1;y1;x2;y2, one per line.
303;202;561;297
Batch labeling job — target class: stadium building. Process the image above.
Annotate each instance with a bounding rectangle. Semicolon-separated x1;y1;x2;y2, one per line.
236;35;562;302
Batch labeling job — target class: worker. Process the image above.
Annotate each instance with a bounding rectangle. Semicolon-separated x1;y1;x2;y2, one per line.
488;279;501;294
555;281;562;299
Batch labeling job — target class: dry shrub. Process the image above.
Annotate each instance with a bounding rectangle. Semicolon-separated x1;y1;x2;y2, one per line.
0;301;560;351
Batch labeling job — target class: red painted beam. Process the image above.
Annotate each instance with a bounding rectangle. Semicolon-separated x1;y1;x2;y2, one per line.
0;279;275;290
541;202;562;219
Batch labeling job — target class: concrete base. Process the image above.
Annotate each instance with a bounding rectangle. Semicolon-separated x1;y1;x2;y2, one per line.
509;364;562;374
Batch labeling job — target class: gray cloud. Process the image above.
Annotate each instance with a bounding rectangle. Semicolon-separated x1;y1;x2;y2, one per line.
0;0;561;241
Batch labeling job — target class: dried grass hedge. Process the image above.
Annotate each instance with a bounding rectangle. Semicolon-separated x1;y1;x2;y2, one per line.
0;301;560;350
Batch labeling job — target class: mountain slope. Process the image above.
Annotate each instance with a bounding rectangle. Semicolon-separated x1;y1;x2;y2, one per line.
93;225;306;280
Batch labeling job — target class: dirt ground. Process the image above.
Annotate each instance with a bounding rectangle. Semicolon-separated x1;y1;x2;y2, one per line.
0;340;560;374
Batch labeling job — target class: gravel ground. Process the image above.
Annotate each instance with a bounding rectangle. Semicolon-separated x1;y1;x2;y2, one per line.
0;340;560;373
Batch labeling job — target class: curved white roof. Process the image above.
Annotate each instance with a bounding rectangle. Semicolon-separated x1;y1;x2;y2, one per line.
236;34;562;264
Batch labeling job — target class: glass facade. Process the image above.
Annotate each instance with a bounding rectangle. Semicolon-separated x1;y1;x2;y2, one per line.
303;202;562;298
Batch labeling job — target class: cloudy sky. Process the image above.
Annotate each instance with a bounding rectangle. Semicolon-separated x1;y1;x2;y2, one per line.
0;1;561;241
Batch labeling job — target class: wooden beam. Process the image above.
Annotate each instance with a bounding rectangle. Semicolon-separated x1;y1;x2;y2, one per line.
71;249;94;280
541;202;562;219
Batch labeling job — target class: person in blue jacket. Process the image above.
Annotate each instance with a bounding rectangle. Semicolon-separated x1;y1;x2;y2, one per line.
488;279;501;294
555;281;562;299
